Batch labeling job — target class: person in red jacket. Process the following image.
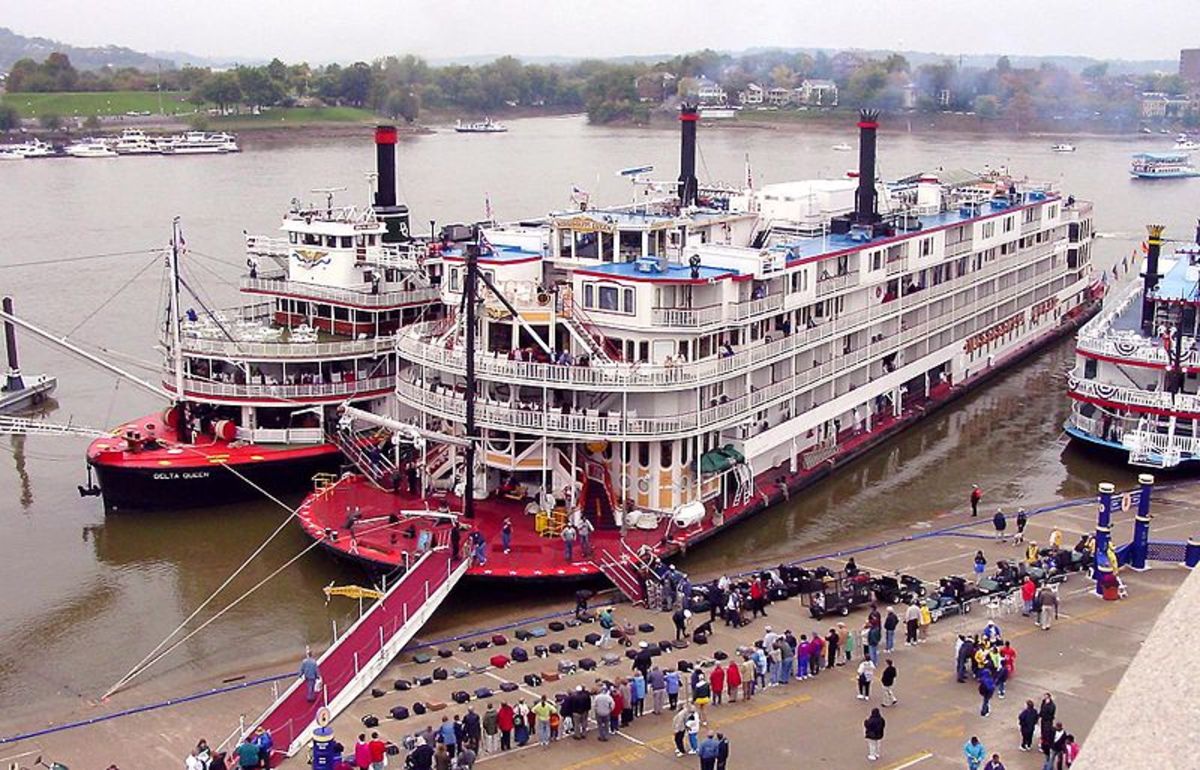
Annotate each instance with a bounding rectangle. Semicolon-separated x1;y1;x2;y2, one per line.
1021;576;1037;617
367;732;387;770
497;702;515;751
710;665;726;706
725;661;741;703
970;485;983;517
1000;641;1016;678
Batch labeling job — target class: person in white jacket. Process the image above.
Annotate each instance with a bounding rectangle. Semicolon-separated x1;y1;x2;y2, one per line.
856;658;876;700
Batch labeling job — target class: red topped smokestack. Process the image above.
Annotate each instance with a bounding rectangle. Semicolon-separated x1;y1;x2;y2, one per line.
854;109;881;225
372;125;410;242
678;103;699;207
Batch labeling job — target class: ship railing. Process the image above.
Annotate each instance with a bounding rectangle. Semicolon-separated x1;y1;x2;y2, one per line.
817;269;862;295
1068;374;1200;414
1079;283;1141;338
376;243;433;271
173;374;394;400
240;275;441;308
234;426;326;444
884;258;907;277
180;333;399;359
650;304;724;328
245;235;291;259
1076;332;1199;369
730;293;785;321
396;254;1064;392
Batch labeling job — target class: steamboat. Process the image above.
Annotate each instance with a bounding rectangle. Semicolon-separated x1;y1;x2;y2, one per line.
1065;223;1200;469
294;107;1102;588
84;126;442;510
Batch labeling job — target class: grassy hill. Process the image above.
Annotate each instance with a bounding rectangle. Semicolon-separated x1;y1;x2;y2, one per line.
1;90;197;117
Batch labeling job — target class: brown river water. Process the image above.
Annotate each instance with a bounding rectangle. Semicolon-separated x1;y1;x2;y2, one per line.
0;115;1189;717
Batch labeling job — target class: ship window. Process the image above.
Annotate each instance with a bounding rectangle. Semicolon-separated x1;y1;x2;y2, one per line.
622;288;635;313
367;235;376;245
340;236;352;248
450;268;460;292
872;251;882;271
638;442;650;468
334;307;349;320
920;237;933;257
303;233;321;246
660;440;673;469
325;235;337;247
289;231;299;244
982;222;995;239
355;234;365;247
1084;358;1098;380
1003;216;1014;233
583;283;595;308
598;286;619;311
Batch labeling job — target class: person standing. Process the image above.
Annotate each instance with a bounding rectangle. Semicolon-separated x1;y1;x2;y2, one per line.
498;701;515;749
904;602;920;646
983;754;1006;770
1038;586;1056;630
716;732;730;770
867;622;882;666
725;659;741;703
993;509;1007;541
354;734;373;770
1039;693;1057;739
649;667;667;714
978;667;996;717
672;705;692;757
856;657;876;700
367;732;387;770
253;727;274;768
686;709;702;754
577;516;595;558
826;627;841;669
883;607;899;653
964;736;987;770
1021;576;1037;617
698;733;720;770
666;668;682;710
710;662;725;705
1018;700;1038;751
842;621;856;664
593;687;614;742
973;551;988;584
482;703;499;753
864;707;886;761
562;523;577;562
880;659;898;707
299;649;321;703
531;696;556;748
500;518;513;554
740;655;755;701
234;737;260;770
970;484;983;517
1013;508;1028;545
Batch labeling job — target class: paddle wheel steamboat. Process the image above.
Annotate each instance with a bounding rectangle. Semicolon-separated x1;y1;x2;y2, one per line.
295;108;1103;590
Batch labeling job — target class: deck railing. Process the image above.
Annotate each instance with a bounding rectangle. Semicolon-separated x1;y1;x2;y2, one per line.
172;374;394;400
240;275;440;308
181;334;398;359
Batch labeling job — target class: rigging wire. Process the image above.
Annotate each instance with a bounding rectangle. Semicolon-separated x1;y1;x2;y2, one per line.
0;248;160;271
66;253;163;337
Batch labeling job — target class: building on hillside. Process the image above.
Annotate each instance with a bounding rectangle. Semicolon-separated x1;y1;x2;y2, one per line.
937;89;952;108
767;87;791;106
1138;91;1191;120
696;77;728;105
1180;48;1200;84
901;82;918;110
798;79;839;107
635;71;676;103
739;83;764;105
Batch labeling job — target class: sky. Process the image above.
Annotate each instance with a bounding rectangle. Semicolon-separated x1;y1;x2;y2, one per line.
2;0;1197;64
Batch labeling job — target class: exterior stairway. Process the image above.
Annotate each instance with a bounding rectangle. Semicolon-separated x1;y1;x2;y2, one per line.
558;293;619;363
330;428;399;490
594;540;649;605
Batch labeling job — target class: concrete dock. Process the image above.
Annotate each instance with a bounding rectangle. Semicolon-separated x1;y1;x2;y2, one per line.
2;480;1194;769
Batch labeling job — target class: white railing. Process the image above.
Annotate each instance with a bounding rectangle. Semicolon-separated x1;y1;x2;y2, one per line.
1076;332;1199;369
730;293;784;321
173;375;393;400
245;235;290;259
650;305;725;328
885;259;907;277
240;275;440;308
234;426;326;444
181;334;398;359
1078;283;1141;339
1123;428;1197;468
1067;374;1200;414
816;271;861;297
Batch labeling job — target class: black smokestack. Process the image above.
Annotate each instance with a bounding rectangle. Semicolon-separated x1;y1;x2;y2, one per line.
678;103;699;207
3;296;24;392
854;109;881;225
1141;224;1166;334
373;125;411;243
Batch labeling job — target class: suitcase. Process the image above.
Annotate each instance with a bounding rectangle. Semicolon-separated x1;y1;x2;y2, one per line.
492;634;508;645
437;648;453;658
511;647;529;663
713;650;728;661
390;705;410;720
362;714;380;728
490;654;511;669
500;682;519;692
548;621;566;632
638;622;656;633
523;673;543;687
693;630;708;645
452;691;471;704
678;660;693;672
474;687;494;699
534;644;549;657
548;642;565;654
658;640;674;651
584;632;601;645
427;701;447;712
515;629;532;641
432;667;448;680
602;653;621;666
568;639;582;650
413;652;434;664
452;667;470;679
412;702;427;715
475;639;492;649
542;671;560;682
416;676;433;687
565;618;583;627
371;687;386;698
459;641;477;652
579;657;597;671
394;679;411;691
557;659;577;674
530;627;548;638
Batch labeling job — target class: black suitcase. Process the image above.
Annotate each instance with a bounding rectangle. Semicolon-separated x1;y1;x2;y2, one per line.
437;648;453;658
362;714;380;728
371;687;385;698
390;705;410;720
523;673;543;687
452;691;471;704
500;681;519;692
394;679;411;691
511;647;529;662
432;667;448;680
638;622;656;633
548;642;565;654
474;687;494;699
580;657;597;670
548;621;566;632
413;702;427;715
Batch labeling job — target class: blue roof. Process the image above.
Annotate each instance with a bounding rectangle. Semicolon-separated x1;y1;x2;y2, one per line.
580;261;740;281
1154;256;1200;303
442;244;543;261
776;207;997;263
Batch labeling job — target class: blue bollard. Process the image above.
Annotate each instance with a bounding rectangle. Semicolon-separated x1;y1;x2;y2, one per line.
1130;474;1154;570
1187;538;1200;569
1093;482;1114;584
312;725;338;770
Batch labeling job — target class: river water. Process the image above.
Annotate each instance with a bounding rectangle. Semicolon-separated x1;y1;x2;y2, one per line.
0;115;1188;716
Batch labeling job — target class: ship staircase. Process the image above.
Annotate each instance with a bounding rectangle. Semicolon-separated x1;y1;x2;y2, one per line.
558;292;620;364
730;460;757;506
595;539;650;605
329;427;401;491
1125;415;1185;469
245;548;469;762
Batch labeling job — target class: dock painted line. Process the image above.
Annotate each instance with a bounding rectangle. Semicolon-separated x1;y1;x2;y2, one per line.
882;751;934;770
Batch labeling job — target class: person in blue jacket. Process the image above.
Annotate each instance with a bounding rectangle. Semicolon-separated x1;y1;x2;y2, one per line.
964;736;986;770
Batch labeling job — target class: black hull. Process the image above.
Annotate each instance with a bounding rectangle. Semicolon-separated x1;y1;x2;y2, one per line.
91;452;342;512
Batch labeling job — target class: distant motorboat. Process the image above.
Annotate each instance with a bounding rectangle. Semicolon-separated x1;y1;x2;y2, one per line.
0;149;24;161
1;138;54;158
698;106;739;120
1173;139;1200;151
455;118;507;133
1130;151;1200;179
161;131;239;154
832;142;853;151
1050;143;1076;153
65;139;117;158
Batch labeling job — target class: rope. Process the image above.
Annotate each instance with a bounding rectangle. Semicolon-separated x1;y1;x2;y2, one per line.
0;248;160;271
66;253;162;336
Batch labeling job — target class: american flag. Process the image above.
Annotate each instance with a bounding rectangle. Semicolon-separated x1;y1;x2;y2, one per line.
478;231;496;255
570;185;590;206
484;192;494;222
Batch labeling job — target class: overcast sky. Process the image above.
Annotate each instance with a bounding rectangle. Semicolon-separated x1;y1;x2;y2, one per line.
4;0;1196;64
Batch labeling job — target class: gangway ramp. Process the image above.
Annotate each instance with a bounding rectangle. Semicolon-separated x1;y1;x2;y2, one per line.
248;548;468;760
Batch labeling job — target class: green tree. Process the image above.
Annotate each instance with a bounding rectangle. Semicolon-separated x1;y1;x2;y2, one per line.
973;94;1000;118
0;103;20;131
237;66;284;107
42;52;79;91
883;54;910;74
385;89;421;123
338;62;374;107
199;72;243;112
1081;62;1108;81
39;113;63;131
267;58;289;83
845;63;888;107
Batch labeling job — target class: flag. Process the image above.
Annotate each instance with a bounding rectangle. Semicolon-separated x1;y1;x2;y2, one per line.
1141;241;1149;254
570;185;590;206
478;231;496;255
484;192;493;222
745;153;753;190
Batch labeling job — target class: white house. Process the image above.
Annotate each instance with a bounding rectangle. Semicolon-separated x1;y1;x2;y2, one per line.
739;83;764;105
799;79;838;106
696;77;728;105
766;87;791;106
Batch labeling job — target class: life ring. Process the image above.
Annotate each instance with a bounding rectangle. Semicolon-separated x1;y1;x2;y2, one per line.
537;291;550;306
637;476;650;494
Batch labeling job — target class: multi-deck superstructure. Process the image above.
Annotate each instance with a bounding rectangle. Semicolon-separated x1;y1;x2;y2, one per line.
296;109;1101;584
1066;223;1200;469
85;126;442;510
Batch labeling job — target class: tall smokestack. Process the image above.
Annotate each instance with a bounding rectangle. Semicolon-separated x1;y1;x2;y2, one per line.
678;103;699;208
373;125;411;243
854;109;881;225
1140;223;1166;334
3;296;24;392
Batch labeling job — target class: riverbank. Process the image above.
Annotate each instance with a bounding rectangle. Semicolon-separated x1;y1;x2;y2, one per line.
3;479;1192;768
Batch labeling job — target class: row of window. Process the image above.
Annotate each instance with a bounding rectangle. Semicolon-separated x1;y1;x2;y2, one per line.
288;231;379;249
583;282;637;315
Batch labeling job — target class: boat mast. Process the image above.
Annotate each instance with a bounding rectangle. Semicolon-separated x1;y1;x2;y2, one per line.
168;218;188;439
463;236;479;520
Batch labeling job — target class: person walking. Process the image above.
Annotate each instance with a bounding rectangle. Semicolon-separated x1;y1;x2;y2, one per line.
715;732;730;770
698;733;720;770
299;649;321;703
983;754;1006;770
598;607;615;649
978;667;996;717
856;657;876;700
1018;700;1038;751
973;551;988;583
965;736;987;770
904;602;920;646
577;516;595;559
880;659;898;707
561;523;577;562
672;705;692;757
864;707;886;761
368;732;387;770
1013;509;1028;545
970;484;983;517
883;607;899;653
993;509;1007;541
